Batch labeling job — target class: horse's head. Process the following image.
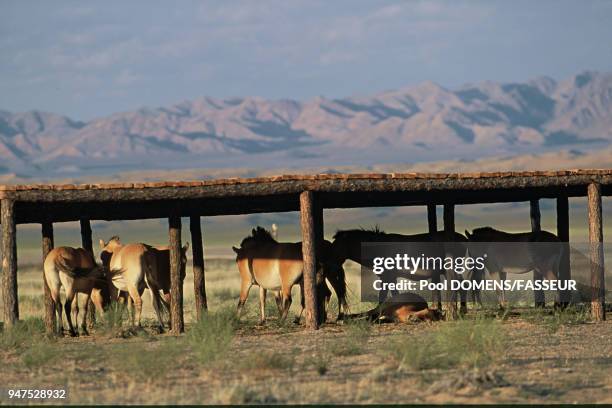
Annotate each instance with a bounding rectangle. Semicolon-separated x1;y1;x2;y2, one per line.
99;236;121;268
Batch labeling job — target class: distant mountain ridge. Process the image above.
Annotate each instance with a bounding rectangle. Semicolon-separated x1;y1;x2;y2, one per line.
1;71;611;177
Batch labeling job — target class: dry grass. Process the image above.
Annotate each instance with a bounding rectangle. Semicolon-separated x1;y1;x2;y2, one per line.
1;258;612;404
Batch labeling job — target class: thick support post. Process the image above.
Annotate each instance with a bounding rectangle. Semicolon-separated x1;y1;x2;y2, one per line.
169;214;184;334
556;195;571;305
300;191;320;330
530;199;544;306
2;199;18;327
80;218;96;327
42;221;56;334
443;204;454;233
442;204;457;319
190;215;207;320
588;183;605;321
427;203;437;233
530;199;541;232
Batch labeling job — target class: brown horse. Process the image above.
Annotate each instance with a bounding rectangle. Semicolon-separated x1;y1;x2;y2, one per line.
465;227;564;307
330;228;471;313
44;247;110;336
99;236;189;330
233;227;347;324
345;292;442;323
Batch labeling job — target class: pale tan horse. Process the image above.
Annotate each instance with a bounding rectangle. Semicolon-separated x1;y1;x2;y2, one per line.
44;247;110;336
233;227;347;324
345;292;441;323
99;236;189;331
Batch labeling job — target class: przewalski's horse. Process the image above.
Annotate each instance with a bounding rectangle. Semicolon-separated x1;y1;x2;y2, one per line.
465;227;564;307
44;247;110;336
99;236;189;331
330;228;471;314
233;227;347;324
345;292;442;323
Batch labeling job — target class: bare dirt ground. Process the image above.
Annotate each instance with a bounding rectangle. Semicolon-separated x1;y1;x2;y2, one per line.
1;312;611;405
1;261;611;405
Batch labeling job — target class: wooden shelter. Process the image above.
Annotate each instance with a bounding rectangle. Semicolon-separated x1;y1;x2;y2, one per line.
1;169;610;333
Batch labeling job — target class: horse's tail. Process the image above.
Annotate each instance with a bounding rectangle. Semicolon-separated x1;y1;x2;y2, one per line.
55;255;105;279
143;250;170;319
326;263;350;315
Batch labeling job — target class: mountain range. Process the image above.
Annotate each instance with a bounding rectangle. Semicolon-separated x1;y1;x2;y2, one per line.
1;71;611;179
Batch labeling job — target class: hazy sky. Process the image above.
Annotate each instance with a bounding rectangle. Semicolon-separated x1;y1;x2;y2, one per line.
1;0;611;120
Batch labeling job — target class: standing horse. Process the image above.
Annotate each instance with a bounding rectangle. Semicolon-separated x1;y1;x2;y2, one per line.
233;227;347;324
330;228;471;313
44;247;110;336
99;236;189;331
465;227;563;307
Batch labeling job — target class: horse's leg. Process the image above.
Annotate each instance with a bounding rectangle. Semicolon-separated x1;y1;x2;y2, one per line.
64;289;78;337
543;266;561;307
236;279;252;318
258;287;267;324
49;285;63;336
499;271;507;308
294;281;305;324
71;295;79;334
126;284;143;327
280;285;293;321
80;293;91;335
274;290;283;316
146;281;165;332
533;269;546;308
459;276;468;314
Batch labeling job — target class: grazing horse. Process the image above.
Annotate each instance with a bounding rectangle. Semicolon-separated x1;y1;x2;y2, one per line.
99;236;189;330
44;247;110;336
330;228;472;313
345;292;442;323
465;227;563;307
233;227;347;324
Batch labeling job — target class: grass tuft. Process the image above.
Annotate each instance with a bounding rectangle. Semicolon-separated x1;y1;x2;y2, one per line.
386;318;506;371
187;307;237;365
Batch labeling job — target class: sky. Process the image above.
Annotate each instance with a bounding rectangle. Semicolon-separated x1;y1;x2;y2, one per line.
1;0;611;120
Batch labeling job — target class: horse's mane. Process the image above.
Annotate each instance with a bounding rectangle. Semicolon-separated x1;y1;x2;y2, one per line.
333;226;386;241
240;226;277;247
106;235;120;242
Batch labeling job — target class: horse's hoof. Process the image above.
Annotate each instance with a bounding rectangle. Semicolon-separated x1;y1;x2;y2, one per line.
69;331;78;338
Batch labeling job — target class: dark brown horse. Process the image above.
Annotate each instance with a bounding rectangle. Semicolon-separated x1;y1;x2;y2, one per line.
329;228;472;313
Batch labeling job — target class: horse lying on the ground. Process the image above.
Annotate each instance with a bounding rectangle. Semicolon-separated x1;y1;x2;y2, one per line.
344;292;442;323
44;246;110;336
233;226;348;324
99;236;189;331
465;226;564;307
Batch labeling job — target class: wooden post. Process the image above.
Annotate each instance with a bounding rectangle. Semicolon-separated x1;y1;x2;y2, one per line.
2;199;18;327
588;183;605;321
190;215;207;321
42;221;56;334
530;199;541;232
443;204;454;233
80;218;96;327
530;199;544;306
80;219;93;255
442;203;457;319
556;195;571;306
427;203;437;233
169;213;184;334
300;191;320;330
313;199;326;324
